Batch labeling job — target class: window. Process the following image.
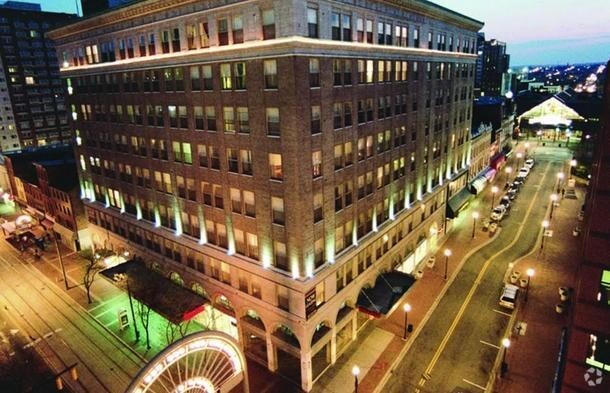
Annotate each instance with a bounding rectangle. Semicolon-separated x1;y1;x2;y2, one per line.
356;18;364;42
264;59;278;89
342;14;352;41
232;16;244;44
237;107;249;133
269;153;282;180
220;63;232;89
271;197;285;225
366;19;373;43
266;108;280;136
331;12;341;41
241;149;253;175
234;62;246;89
199;22;210;48
227;149;239;173
312;150;322;178
190;66;201;90
262;10;275;40
309;58;320;88
202;65;213;90
413;27;420;47
218;18;229;46
223;107;235;133
307;8;318;38
274;242;288;270
311;106;321;134
313;192;323;223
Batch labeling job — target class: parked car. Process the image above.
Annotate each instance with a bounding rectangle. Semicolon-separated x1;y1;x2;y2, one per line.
499;195;511;209
518;167;530;177
507;188;518;200
499;283;520;310
512;179;523;189
524;158;535;169
490;205;507;221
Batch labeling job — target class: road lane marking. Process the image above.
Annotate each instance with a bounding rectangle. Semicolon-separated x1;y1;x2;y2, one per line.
421;162;552;381
480;340;500;349
463;378;487;391
492;309;512;317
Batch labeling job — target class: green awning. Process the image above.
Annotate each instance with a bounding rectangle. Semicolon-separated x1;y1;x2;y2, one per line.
447;187;474;218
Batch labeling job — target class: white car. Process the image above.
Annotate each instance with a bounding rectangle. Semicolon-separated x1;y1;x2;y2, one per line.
499;284;520;309
518;167;530;177
524;158;535;169
490;205;507;221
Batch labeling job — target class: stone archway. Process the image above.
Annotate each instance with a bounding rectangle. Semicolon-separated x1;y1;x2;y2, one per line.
126;331;249;393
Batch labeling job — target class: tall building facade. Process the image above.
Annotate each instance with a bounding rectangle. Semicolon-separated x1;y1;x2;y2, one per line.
475;37;509;97
560;61;610;392
0;1;76;152
49;1;482;390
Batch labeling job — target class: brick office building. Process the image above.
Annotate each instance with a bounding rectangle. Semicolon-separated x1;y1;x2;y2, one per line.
49;1;482;390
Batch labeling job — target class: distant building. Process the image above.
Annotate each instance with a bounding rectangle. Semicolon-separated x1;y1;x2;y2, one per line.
81;0;136;17
0;1;77;152
475;37;510;97
2;145;89;250
560;60;610;392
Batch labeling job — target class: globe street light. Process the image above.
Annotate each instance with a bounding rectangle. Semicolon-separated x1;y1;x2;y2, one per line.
501;338;511;376
443;248;452;280
491;186;499;212
541;220;550;250
549;193;558;219
556;172;565;193
352;365;360;393
403;303;412;340
471;211;479;239
570;159;577;179
525;268;535;302
504;166;512;185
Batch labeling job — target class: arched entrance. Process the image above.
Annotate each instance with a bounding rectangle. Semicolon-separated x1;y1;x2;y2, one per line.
126;331;249;393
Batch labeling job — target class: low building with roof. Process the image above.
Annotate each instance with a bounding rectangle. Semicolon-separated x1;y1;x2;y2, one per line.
1;144;89;250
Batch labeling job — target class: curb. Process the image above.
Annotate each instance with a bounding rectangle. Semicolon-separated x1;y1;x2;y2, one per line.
373;228;502;393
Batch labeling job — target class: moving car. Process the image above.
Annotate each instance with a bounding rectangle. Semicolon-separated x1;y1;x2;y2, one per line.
524;158;535;169
499;283;520;309
490;205;507;221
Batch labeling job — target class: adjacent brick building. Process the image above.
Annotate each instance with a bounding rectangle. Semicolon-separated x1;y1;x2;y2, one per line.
49;0;482;390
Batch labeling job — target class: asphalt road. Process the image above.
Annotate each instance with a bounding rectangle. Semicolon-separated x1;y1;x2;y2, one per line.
0;239;145;392
385;147;570;393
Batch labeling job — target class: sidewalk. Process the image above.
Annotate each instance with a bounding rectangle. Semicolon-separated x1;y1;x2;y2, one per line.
313;159;517;393
493;184;582;392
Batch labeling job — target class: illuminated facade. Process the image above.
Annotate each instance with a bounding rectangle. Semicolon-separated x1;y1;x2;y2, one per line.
49;1;482;390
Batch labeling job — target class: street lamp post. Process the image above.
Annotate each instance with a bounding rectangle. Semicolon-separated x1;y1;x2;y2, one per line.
525;268;535;303
556;172;564;193
516;152;523;169
524;142;530;157
443;248;452;280
540;220;550;250
471;211;479;239
352;365;360;393
504;166;512;185
570;159;577;179
403;303;412;340
549;193;558;219
501;338;511;376
491;186;499;211
53;233;69;290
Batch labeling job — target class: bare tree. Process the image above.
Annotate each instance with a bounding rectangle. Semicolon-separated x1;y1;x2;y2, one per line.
136;298;153;350
78;248;104;304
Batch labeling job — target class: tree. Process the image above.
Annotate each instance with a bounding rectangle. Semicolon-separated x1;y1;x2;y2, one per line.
78;248;104;304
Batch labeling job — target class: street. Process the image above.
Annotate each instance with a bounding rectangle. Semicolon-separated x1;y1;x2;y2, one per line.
0;239;144;392
385;146;571;392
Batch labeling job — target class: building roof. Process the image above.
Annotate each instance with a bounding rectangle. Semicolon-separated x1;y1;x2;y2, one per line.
3;144;78;192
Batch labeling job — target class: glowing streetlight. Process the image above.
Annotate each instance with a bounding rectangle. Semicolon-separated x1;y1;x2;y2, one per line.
501;337;511;376
352;365;360;392
504;166;512;184
443;249;452;280
550;193;558;219
541;220;550;250
472;211;480;239
403;303;412;340
525;268;535;302
491;186;499;211
556;172;565;193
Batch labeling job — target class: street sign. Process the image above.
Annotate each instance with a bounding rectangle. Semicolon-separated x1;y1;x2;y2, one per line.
118;309;129;330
